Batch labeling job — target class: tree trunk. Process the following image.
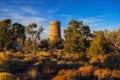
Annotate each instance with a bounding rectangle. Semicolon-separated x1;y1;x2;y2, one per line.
33;40;36;55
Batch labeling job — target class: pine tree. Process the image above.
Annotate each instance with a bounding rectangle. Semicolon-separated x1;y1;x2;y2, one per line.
89;31;108;56
64;20;90;53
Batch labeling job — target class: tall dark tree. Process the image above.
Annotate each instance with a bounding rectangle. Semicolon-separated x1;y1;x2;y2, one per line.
11;23;26;49
0;19;26;51
64;20;90;53
0;19;14;51
39;39;49;50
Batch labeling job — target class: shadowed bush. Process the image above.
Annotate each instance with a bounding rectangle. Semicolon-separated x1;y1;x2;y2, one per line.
103;54;120;69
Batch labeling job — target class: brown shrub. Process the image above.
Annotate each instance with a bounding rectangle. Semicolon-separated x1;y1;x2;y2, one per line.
93;68;120;79
78;65;94;77
42;58;57;74
0;72;16;80
94;68;111;79
27;69;38;80
111;70;120;78
89;55;105;64
52;69;78;80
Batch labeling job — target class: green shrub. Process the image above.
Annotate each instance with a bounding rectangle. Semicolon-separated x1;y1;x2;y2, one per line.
88;32;108;56
78;52;86;61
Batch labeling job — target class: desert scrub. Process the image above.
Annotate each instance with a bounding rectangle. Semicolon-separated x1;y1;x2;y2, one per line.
111;69;120;78
78;65;94;78
0;72;16;80
94;69;120;79
0;52;9;65
42;58;57;74
0;52;12;71
94;69;111;79
78;52;86;61
27;69;38;80
52;69;78;80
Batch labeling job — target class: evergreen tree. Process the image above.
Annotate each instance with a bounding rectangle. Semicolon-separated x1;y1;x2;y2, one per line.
88;31;108;56
0;19;14;51
64;20;90;53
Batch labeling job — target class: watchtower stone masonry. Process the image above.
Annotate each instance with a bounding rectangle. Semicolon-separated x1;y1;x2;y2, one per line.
49;21;61;41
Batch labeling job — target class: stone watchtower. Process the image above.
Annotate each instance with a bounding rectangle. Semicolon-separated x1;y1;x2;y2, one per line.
49;21;61;41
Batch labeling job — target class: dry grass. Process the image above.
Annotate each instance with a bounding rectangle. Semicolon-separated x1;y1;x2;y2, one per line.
94;68;111;79
111;70;120;78
27;69;38;80
0;72;16;80
0;51;120;80
42;60;57;74
0;52;9;65
78;65;94;77
37;51;50;57
89;55;105;64
52;69;78;80
94;68;120;79
57;60;66;65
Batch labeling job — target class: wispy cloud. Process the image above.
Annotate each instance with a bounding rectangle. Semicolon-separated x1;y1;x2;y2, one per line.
7;13;47;25
11;0;45;4
80;16;104;24
103;24;120;31
21;7;37;15
76;16;105;31
47;8;59;14
58;14;73;18
0;12;47;27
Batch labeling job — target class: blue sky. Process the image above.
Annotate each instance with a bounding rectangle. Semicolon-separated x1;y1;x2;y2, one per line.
0;0;120;39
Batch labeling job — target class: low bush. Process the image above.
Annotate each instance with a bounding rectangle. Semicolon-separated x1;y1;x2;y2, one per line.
0;72;16;80
104;54;120;69
78;52;86;61
42;58;57;74
52;69;79;80
78;65;94;78
94;68;111;79
94;68;120;79
27;69;38;80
